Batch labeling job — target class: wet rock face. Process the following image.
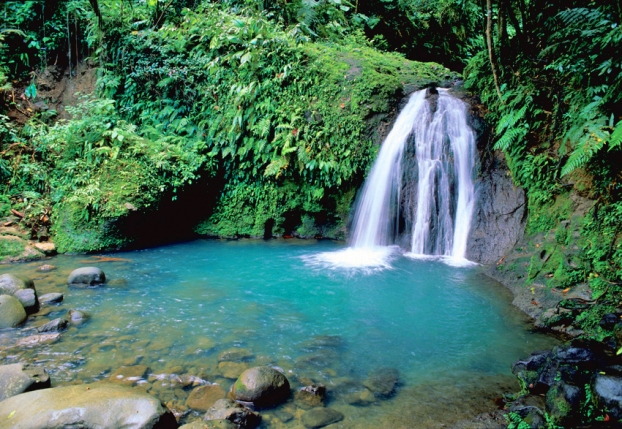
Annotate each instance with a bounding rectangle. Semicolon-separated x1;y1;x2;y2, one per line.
467;152;527;264
0;363;51;401
0;382;177;429
68;267;106;287
230;367;291;409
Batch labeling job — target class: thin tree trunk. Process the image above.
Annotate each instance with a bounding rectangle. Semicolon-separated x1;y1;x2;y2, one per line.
486;0;502;101
66;8;71;80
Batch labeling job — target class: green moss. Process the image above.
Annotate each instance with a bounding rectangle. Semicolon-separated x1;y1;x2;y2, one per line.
0;237;25;259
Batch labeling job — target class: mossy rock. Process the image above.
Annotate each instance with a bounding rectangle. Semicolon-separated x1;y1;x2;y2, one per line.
230;367;290;409
0;294;27;328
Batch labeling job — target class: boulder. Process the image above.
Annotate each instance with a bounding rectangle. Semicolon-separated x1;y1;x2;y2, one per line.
230;366;291;408
0;382;177;429
37;318;69;333
545;380;583;424
0;294;27;328
68;267;106;287
593;374;622;420
0;273;38;313
39;292;64;305
363;367;399;397
204;399;260;429
186;384;226;412
301;407;344;428
0;273;34;295
0;363;50;401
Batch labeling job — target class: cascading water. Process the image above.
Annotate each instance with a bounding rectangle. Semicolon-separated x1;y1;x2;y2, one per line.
349;87;477;260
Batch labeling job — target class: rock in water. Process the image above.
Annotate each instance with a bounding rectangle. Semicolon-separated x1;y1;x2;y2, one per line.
218;348;254;362
68;309;90;325
39;292;64;305
180;421;236;429
204;399;260;429
109;365;149;386
15;333;61;347
186;384;226;412
0;382;177;429
363;367;399;397
0;363;50;401
37;318;69;333
0;294;27;328
230;366;290;408
294;384;326;409
301;407;344;428
68;267;106;287
0;273;39;313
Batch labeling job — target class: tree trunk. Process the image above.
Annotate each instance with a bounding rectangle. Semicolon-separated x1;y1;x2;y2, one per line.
486;0;503;101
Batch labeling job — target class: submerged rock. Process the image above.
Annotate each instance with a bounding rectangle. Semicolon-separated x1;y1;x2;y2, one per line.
301;407;344;428
68;267;106;287
294;384;326;409
109;364;149;386
204;399;260;429
180;421;236;429
39;292;64;305
15;333;61;347
218;348;254;362
37;318;69;333
0;382;177;428
68;309;90;325
0;273;39;313
343;388;376;406
0;363;50;401
363;367;399;397
186;384;226;412
230;366;291;408
0;294;27;328
218;362;248;379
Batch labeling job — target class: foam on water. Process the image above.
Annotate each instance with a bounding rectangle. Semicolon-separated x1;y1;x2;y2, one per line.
301;245;399;272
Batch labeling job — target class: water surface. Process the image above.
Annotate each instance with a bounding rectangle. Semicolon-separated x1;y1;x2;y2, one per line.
0;239;557;427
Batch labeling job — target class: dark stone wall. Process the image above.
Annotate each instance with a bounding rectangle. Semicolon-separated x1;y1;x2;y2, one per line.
466;152;527;265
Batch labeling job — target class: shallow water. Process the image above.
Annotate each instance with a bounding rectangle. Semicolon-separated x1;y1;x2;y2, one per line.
0;239;557;427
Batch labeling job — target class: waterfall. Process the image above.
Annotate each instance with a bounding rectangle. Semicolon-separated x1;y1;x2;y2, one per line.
349;88;477;260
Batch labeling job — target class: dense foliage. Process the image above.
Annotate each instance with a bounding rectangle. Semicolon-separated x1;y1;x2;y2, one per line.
0;0;450;249
1;0;622;427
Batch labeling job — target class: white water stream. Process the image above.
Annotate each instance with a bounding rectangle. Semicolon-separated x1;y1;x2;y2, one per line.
350;88;476;259
307;88;477;270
